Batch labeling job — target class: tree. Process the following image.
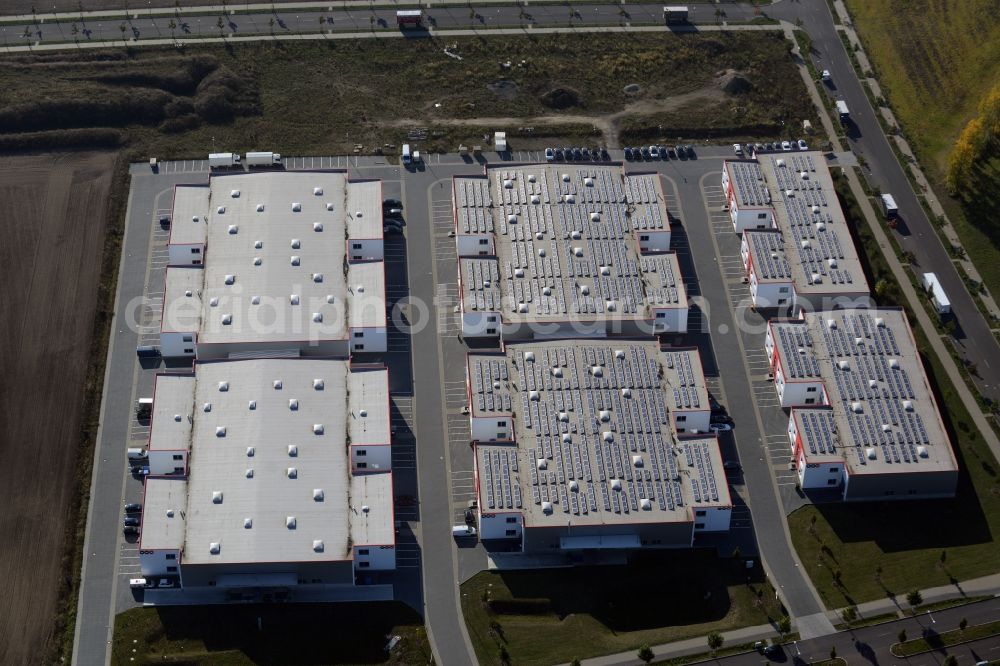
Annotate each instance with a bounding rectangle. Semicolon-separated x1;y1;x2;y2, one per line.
778;615;791;639
707;631;724;654
168;18;176;35
906;590;923;609
118;22;126;40
570;659;582;666
841;606;858;624
498;644;511;665
637;644;655;664
943;656;957;666
216;15;224;33
830;646;838;659
268;15;275;32
898;628;907;643
874;279;892;304
70;22;79;39
731;545;742;560
959;617;968;631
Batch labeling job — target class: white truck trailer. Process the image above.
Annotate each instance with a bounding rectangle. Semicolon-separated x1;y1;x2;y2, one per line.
208;152;241;168
921;272;952;315
245;151;282;167
836;100;850;124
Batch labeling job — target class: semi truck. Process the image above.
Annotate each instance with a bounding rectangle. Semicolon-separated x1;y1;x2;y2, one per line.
921;272;952;316
208;152;241;168
245;151;282;167
836;100;850;124
396;9;423;28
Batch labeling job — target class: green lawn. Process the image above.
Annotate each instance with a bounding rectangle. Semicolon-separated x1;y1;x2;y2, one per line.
893;618;1000;657
111;603;430;665
786;174;1000;609
461;550;786;666
844;0;1000;300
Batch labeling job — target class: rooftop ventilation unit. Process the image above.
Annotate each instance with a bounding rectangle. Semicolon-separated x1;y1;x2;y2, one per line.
217;206;226;214
212;491;223;503
903;400;914;411
218;381;229;391
209;297;219;307
290;294;300;305
287;467;298;478
564;194;576;203
292;203;301;212
246;447;254;457
291;256;301;266
562;433;572;443
528;174;536;183
632;455;644;467
827;319;837;329
585;178;594;187
508;214;517;224
360;409;368;417
558;411;569;422
224;274;235;285
312;273;323;283
313;187;323;195
531;195;540;204
866;447;876;460
503;179;513;189
800;171;809;180
541;501;553;514
600;266;611;276
244;518;252;528
542;286;552;296
227;225;238;234
255;240;263;249
256;204;265;212
590;212;600;222
515;268;525;278
538;248;546;257
640;498;652;510
253;257;262;266
524;352;535;362
536;232;544;240
313;489;324;501
599;410;611;422
517;303;529;313
621;388;632;398
312;313;323;323
562;173;570;182
606;300;617;312
611;479;622;491
580;285;590;295
571;230;581;239
313;540;324;552
251;295;260;304
286;516;297;529
245;468;253;478
313;424;324;434
573;247;584;257
917;446;929;458
889;358;899;369
551;367;563;378
851;402;863;413
248;400;256;410
537;458;547;470
274;380;283;389
326;294;335;303
569;480;579;491
289;399;299;411
615;350;625;359
529;390;540;401
291;239;301;249
203;402;212;412
327;203;334;211
591;365;603;377
314;222;323;231
231;189;240;198
216;426;227;437
314;379;325;390
209;542;221;554
603;431;614;442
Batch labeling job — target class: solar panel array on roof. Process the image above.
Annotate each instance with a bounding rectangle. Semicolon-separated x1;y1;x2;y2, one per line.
775;323;820;378
461;259;503;311
728;161;770;207
748;232;792;281
799;311;932;466
798;410;838;456
767;155;858;288
476;342;721;520
455;166;682;320
640;255;684;306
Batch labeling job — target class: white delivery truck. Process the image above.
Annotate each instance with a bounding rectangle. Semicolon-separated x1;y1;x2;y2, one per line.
208;152;241;168
921;272;952;315
401;144;412;165
396;9;423;29
127;447;148;461
881;193;899;220
663;6;688;24
494;131;507;153
245;151;281;167
836;100;850;124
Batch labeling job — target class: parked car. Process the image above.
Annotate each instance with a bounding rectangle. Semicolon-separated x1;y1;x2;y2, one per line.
723;461;742;472
765;142;774;151
452;524;477;538
123;525;139;536
563;146;574;160
383;224;403;234
544;147;555;162
581;147;592;160
135;345;160;358
797;139;809;150
572;147;583;160
123;516;140;527
667;146;677;158
600;147;610;161
554;148;565;161
640;147;651;160
382;198;402;208
754;142;764;154
781;140;793;151
623;147;634;160
649;145;660;159
821;69;831;82
684;145;695;158
124;503;142;513
709;423;733;433
710;414;734;425
158;215;171;227
658;145;668;159
157;579;176;589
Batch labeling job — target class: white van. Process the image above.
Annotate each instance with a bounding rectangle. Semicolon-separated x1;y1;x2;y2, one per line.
401;144;412;165
452;525;477;538
129;578;147;589
127;448;148;461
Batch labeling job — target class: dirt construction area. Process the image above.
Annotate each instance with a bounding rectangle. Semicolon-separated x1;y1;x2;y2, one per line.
0;152;114;664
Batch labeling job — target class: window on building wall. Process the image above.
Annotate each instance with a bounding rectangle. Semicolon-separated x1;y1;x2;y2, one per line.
827;479;838;485
778;299;788;305
640;235;650;241
359;562;370;568
166;553;176;560
757;213;768;219
496;433;505;439
352;243;362;250
184;348;194;354
506;517;517;524
805;398;816;404
173;466;184;474
830;468;839;473
779;287;789;293
479;239;489;245
355;344;364;350
695;523;705;529
357;462;367;469
656;312;666;318
172;454;183;461
191;248;201;254
352;255;361;261
182;335;193;342
695;510;706;517
497;421;506;427
487;316;497;323
676;415;687;422
357;450;367;457
354;331;364;338
806;386;817;392
506;529;517;537
192;260;202;265
486;328;497;335
358;549;369;555
167;566;177;572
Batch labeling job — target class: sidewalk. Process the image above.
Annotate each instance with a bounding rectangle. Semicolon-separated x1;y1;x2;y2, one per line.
838;572;1000;621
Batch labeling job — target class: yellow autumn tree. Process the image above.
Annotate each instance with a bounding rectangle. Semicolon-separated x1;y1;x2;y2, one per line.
946;116;987;194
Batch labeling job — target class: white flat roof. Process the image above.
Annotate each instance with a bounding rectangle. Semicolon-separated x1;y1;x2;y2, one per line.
455;165;685;323
140;358;391;565
140;477;188;551
774;309;956;476
148;373;195;451
471;339;727;529
162;267;204;334
169;185;210;246
166;172;385;346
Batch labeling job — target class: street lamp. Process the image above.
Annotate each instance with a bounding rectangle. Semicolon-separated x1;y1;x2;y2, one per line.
927;610;935;624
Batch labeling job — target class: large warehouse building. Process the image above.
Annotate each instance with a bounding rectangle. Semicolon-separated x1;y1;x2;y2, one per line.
139;358;396;600
160;172;387;359
453;165;688;340
466;339;731;554
722;152;871;312
764;308;958;500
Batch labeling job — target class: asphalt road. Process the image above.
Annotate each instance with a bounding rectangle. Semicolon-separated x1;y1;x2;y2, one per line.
768;1;1000;404
0;2;742;43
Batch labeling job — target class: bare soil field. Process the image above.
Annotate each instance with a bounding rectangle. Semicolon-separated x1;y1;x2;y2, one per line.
0;151;115;665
